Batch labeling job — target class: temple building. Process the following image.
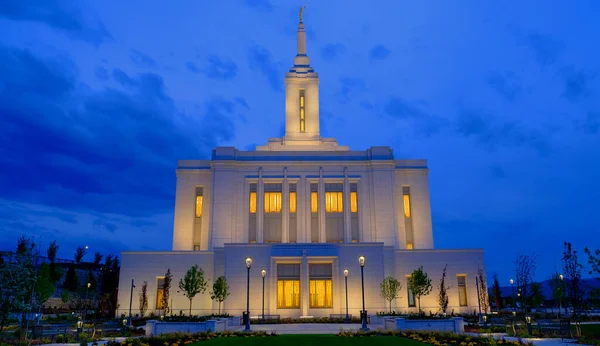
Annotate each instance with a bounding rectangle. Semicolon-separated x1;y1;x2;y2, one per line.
117;13;485;319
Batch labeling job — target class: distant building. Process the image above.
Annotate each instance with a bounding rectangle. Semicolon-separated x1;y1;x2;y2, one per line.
117;13;485;318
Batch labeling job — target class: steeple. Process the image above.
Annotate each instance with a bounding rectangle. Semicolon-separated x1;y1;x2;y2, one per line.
255;6;348;152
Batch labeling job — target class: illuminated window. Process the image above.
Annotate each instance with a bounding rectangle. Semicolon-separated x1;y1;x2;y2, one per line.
290;192;297;213
325;192;343;212
299;90;305;133
277;280;300;308
457;275;468;306
249;192;256;213
264;192;282;213
195;196;203;217
407;276;416;307
309;280;332;308
403;194;411;218
350;191;358;213
311;192;318;213
156;277;165;309
406;243;413;250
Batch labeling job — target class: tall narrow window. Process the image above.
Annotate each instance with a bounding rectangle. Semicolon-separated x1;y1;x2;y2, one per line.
309;264;333;308
249;192;257;213
403;186;414;250
457;275;468;306
277;264;300;308
264;192;282;213
350;191;358;213
407;275;416;307
290;192;297;213
195;187;203;218
299;90;306;133
325;192;343;212
311;191;318;213
156;277;165;309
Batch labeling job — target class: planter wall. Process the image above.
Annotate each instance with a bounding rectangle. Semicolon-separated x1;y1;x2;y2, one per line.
145;320;226;336
384;317;464;333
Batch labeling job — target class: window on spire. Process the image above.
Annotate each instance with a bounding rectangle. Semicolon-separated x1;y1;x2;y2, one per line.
299;89;305;133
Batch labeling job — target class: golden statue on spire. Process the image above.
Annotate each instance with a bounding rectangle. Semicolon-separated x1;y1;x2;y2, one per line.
299;3;308;22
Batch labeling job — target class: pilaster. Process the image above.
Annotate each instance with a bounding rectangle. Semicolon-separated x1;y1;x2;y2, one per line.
318;167;326;243
257;168;264;243
343;167;351;243
282;168;289;243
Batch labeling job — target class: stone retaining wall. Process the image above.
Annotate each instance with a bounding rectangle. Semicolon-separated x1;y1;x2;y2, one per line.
384;317;464;333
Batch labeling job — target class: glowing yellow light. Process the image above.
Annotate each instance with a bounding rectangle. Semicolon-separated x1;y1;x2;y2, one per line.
311;192;318;213
406;243;413;250
290;192;297;213
249;192;256;213
195;195;203;217
350;192;358;213
309;279;332;308
264;192;282;213
325;192;343;212
277;280;300;308
403;194;411;218
300;96;304;107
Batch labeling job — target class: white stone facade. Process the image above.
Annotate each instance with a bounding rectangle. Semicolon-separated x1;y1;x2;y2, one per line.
117;14;485;319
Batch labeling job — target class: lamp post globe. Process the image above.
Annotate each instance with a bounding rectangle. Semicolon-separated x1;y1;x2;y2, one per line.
358;256;368;331
244;257;252;331
261;269;266;322
344;269;349;323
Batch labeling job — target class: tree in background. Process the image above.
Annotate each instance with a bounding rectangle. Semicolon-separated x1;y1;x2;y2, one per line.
93;252;103;265
477;268;489;314
47;241;62;284
138;281;148;317
408;266;432;313
491;274;502;312
528;282;544;309
98;255;120;317
210;276;230;315
563;242;584;336
0;250;37;332
35;263;55;311
62;265;79;292
549;270;566;316
74;246;87;264
178;265;208;316
585;246;600;310
514;253;536;313
162;269;173;315
437;265;450;314
380;276;402;313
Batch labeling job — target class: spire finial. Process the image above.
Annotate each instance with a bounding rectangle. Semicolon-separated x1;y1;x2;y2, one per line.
299;3;308;22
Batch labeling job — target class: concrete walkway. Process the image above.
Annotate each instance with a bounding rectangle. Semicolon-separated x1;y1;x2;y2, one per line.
235;323;363;334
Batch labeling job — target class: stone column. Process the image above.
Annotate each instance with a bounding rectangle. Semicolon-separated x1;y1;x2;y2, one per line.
301;250;309;316
318;167;326;243
305;177;312;243
343;167;351;243
297;176;305;242
282;168;289;243
257;167;264;243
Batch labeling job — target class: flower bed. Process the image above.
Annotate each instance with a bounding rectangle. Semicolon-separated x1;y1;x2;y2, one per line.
250;317;361;324
337;330;533;346
105;331;277;346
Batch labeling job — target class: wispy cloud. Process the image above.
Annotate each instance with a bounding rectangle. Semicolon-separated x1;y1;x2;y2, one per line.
247;45;282;92
321;43;346;62
369;44;391;62
130;49;157;69
187;55;237;80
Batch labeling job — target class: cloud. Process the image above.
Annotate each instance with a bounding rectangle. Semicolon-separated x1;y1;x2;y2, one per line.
455;109;551;155
337;77;366;103
383;97;447;136
245;0;273;12
95;66;109;80
369;44;391;62
93;218;117;233
247;45;282;92
130;49;156;69
321;43;345;62
187;55;237;80
0;45;247;217
0;0;112;45
527;33;563;66
562;70;593;103
575;111;600;134
486;71;521;102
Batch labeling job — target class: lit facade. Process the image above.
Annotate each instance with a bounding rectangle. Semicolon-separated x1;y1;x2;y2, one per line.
117;15;485;319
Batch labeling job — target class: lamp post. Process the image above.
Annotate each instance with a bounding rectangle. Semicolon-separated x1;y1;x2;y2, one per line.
244;257;252;331
509;279;515;316
559;274;564;319
358;256;368;331
76;318;83;341
121;318;127;336
526;315;532;335
83;282;91;332
261;269;266;322
344;269;349;323
128;279;135;328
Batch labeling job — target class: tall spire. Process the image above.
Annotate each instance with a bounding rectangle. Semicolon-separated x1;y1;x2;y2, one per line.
294;5;309;67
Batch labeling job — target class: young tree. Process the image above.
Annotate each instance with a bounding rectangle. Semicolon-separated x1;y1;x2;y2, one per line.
162;269;173;315
47;241;62;284
437;265;450;314
0;252;37;332
549;271;566;316
408;266;432;313
491;274;502;312
563;242;584;336
178;265;208;316
35;263;55;311
514;253;536;313
138;281;148;317
74;246;87;264
93;252;103;265
98;255;120;317
477;268;489;313
380;276;402;313
62;265;79;292
210;276;230;315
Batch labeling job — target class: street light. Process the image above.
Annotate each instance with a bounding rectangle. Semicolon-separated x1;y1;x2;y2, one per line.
76;318;83;341
128;279;135;327
83;282;91;330
261;269;266;322
358;256;368;331
344;269;349;323
526;315;532;335
509;279;515;315
559;274;564;318
121;318;127;336
244;257;252;331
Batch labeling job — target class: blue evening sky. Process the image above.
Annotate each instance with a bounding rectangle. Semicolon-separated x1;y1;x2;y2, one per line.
1;0;599;283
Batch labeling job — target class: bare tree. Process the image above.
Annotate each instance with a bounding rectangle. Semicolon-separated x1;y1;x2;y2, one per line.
563;242;584;336
162;269;172;316
477;268;489;313
437;265;450;314
514;252;536;313
138;281;148;317
491;274;502;312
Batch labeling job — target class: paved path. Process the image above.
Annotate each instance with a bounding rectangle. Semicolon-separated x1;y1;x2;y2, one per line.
235;323;363;334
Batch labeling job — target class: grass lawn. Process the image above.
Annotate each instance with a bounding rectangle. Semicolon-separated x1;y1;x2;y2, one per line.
199;334;427;345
